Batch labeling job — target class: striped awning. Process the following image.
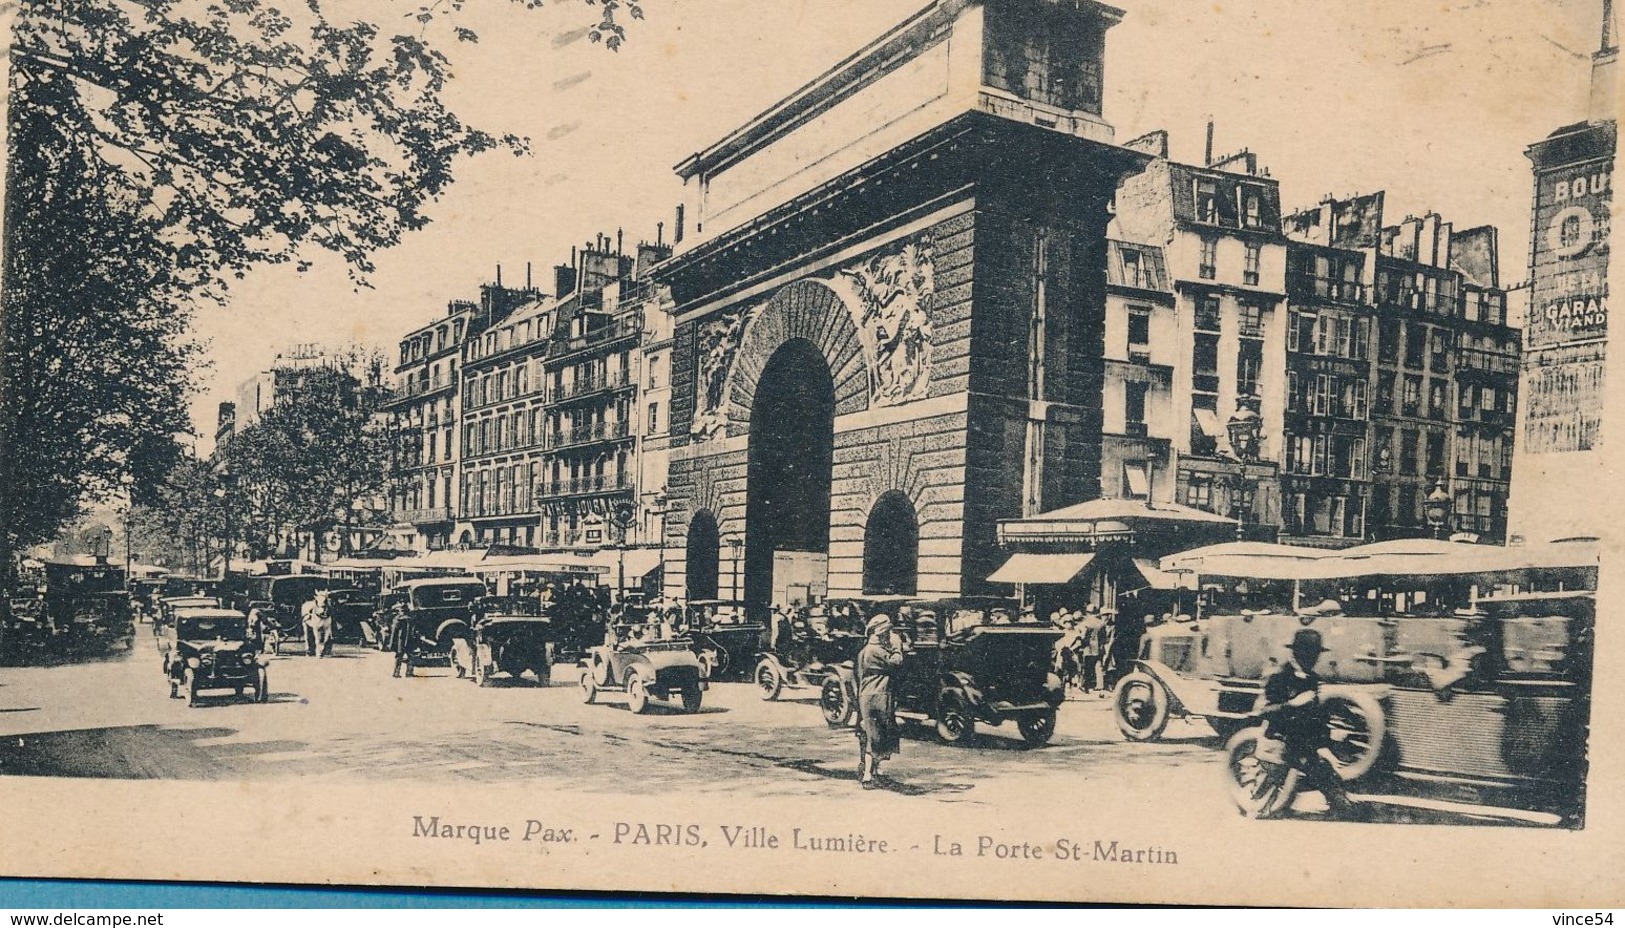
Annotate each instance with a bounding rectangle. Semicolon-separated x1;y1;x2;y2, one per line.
987;552;1096;585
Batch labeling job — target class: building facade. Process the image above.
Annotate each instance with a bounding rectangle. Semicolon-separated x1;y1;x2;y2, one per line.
1110;144;1289;539
1509;5;1616;542
1286;197;1519;544
657;0;1147;609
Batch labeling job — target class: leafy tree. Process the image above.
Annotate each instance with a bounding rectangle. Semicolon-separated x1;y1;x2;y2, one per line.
219;360;392;562
2;0;639;572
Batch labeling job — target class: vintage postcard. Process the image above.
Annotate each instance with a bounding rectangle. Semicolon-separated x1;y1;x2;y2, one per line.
0;0;1621;908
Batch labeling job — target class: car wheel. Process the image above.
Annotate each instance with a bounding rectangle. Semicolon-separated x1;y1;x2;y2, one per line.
580;670;598;704
255;668;270;703
626;671;650;714
1114;672;1170;742
184;669;199;708
1225;727;1301;819
755;659;783;701
1017;709;1057;747
1322;690;1388;783
531;663;552;687
681;684;703;713
820;677;853;728
935;693;976;746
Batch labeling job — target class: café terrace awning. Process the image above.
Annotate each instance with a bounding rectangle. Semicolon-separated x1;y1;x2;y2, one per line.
1131;557;1186;591
1161;538;1600;582
998;498;1236;545
987;552;1096;585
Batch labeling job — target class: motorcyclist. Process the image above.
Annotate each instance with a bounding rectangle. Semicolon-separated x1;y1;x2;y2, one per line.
1256;628;1359;818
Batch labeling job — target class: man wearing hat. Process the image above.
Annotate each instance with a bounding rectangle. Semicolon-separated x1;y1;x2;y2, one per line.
856;613;905;789
1258;628;1358;818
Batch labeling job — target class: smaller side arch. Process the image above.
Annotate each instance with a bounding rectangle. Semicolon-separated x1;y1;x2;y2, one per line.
685;510;721;601
862;491;920;596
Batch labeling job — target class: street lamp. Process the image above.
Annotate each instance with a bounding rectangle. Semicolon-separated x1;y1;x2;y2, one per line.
120;473;135;582
725;534;743;603
1226;404;1263;541
214;465;235;579
1425;479;1452;540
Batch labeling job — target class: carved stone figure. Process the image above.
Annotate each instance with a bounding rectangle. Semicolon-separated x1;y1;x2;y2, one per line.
838;238;936;406
690;308;751;441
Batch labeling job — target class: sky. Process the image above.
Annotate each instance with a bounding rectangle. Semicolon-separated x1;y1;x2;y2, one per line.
190;0;1609;449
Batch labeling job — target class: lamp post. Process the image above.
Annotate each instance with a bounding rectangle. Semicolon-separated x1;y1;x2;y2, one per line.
1425;479;1451;540
1226;403;1264;542
214;465;235;580
726;534;743;602
120;474;135;581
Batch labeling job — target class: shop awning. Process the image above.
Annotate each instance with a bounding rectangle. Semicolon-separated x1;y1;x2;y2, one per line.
1131;557;1185;590
987;552;1096;585
1193;407;1225;439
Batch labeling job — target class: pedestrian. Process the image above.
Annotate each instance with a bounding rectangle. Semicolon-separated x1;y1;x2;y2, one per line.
856;613;904;789
1258;628;1360;819
1078;606;1106;695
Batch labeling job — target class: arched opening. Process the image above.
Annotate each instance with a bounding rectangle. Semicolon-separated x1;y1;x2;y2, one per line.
685;510;720;601
863;491;920;596
745;338;836;610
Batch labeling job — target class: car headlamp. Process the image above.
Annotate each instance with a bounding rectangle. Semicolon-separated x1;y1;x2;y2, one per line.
186;657;200;669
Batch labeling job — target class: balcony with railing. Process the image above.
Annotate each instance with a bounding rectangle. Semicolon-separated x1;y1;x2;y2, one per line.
552;368;635;404
546;419;633;451
1455;346;1519;376
550;314;643;360
397;506;454;525
538;474;635;498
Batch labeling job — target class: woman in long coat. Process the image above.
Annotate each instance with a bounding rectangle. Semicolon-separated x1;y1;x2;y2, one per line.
856;613;904;788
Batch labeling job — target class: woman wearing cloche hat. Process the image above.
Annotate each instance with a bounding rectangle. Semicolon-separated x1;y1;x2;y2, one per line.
856;613;905;789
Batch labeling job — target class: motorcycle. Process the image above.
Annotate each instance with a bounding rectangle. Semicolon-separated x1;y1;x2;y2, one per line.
1221;683;1383;819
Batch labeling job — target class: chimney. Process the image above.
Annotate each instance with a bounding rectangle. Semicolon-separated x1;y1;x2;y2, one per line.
657;221;665;247
526;262;533;291
1204;117;1216;167
496;264;503;288
616;228;624;255
1592;0;1619;122
555;263;578;298
675;204;686;245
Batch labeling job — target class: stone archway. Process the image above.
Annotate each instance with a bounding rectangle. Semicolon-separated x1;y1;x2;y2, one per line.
722;279;871;435
685;510;720;601
744;339;836;610
862;491;920;596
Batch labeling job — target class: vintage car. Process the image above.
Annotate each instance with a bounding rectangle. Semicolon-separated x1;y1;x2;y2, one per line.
685;600;767;681
1118;539;1596;824
164;609;269;706
8;559;134;656
752;604;867;701
323;587;374;645
152;594;220;650
579;624;705;714
820;600;1062;747
469;597;554;686
388;577;486;678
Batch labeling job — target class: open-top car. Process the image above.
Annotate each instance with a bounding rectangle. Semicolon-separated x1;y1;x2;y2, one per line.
685;600;766;681
821;600;1063;747
469;596;553;686
580;622;704;714
753;604;867;701
388;578;485;678
164;609;268;706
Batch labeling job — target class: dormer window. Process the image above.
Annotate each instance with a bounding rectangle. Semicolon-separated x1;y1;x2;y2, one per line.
1195;179;1220;224
1241;189;1263;229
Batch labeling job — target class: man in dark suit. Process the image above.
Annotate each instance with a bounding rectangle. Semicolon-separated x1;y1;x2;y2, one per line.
1258;628;1358;818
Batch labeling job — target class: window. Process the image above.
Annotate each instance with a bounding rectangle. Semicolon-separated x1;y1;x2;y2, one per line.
1336;317;1354;358
1400;430;1419;475
1239;305;1263;339
1402;376;1422;416
1199;237;1218;279
1289;311;1316;354
1288;434;1312;474
1244;242;1261;286
1405;323;1426;369
1124;382;1148;434
1351;380;1368;420
648;402;660;433
1312;374;1332;416
1127;305;1152;352
1352;318;1370;361
1242;190;1263;229
648;354;661;389
1195;179;1220;224
1379;319;1401;364
1426;431;1445;476
1237;341;1262;397
1196;295;1221;332
1429;379;1448;418
1124;463;1150;499
1186;474;1213;509
1193;334;1220;394
1287;371;1301;412
1122;249;1145;289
